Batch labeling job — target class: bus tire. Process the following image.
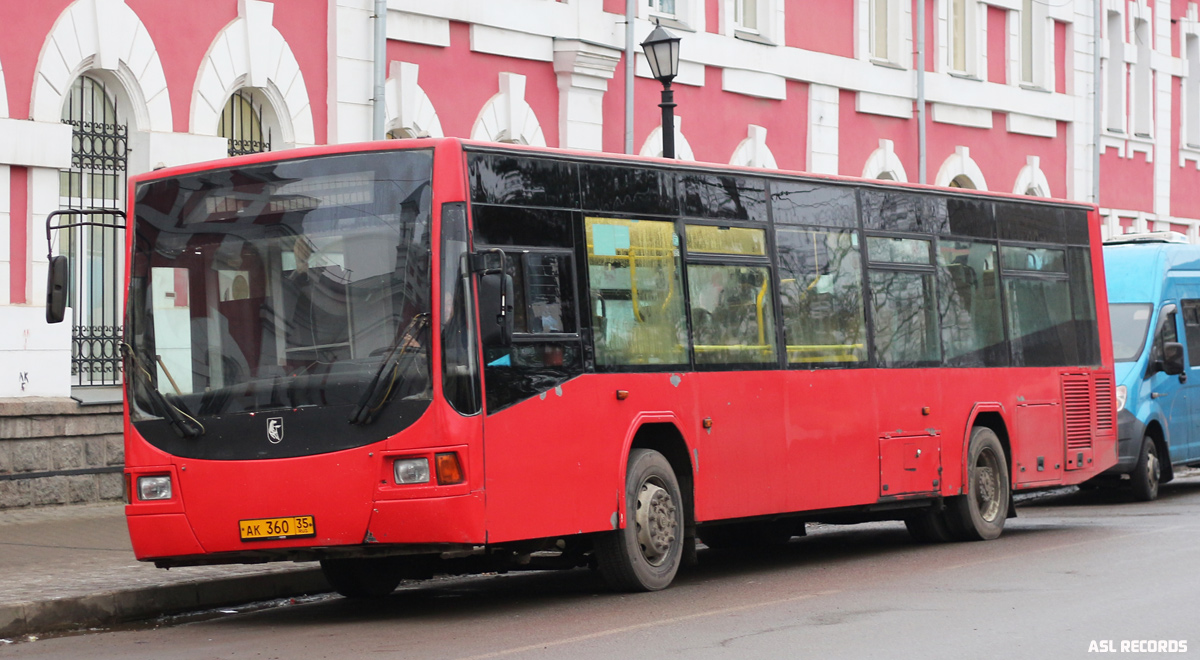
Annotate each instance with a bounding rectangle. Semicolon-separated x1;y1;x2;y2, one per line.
905;508;954;543
320;557;404;599
595;448;684;592
947;427;1009;541
1131;434;1161;502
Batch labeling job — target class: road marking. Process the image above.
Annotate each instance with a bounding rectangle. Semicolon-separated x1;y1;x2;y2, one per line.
452;588;841;660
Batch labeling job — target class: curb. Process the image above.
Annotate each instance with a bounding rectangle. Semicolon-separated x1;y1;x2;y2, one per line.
0;568;331;639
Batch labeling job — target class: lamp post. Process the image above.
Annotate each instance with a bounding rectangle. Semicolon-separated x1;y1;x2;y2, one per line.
640;23;682;159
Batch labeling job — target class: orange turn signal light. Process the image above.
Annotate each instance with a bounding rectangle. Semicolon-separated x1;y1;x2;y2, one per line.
435;452;464;485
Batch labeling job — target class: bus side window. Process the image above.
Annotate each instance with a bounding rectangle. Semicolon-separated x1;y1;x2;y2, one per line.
774;227;867;365
937;240;1006;367
866;236;941;366
584;217;688;368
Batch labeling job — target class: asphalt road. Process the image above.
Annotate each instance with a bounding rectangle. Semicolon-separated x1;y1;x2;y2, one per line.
7;474;1200;660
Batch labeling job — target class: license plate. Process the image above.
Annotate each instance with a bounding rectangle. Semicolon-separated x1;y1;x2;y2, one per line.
239;515;316;542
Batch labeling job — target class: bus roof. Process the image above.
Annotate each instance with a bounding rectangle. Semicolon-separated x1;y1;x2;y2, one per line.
130;137;1097;211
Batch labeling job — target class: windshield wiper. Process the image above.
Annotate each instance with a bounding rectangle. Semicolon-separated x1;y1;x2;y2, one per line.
122;343;205;439
349;313;430;426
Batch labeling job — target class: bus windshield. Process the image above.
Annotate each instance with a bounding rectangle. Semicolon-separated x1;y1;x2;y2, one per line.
126;151;434;444
1109;303;1153;362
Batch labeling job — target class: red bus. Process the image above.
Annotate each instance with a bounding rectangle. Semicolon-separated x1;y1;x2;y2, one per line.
51;138;1117;595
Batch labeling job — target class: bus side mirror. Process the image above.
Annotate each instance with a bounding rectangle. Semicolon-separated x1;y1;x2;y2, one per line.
479;271;514;347
46;255;68;324
1162;341;1185;376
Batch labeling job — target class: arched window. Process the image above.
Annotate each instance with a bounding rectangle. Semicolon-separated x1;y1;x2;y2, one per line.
58;74;129;387
220;90;272;157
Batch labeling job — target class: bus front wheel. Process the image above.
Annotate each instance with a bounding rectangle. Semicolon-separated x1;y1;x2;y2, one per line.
320;557;404;599
947;427;1010;541
595;448;684;592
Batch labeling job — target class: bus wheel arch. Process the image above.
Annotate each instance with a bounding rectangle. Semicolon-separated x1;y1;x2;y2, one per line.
596;446;687;591
965;409;1012;492
948;425;1011;541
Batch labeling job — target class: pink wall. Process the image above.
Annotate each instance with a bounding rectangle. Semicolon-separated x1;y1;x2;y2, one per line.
787;0;853;57
9;168;28;304
987;7;1006;84
0;0;73;118
838;90;920;180
1100;149;1154;211
1055;21;1067;94
388;22;559;147
1169;77;1200;214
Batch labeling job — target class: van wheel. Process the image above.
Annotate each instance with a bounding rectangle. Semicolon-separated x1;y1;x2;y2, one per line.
946;427;1010;541
1131;435;1161;502
595;449;684;592
320;557;404;598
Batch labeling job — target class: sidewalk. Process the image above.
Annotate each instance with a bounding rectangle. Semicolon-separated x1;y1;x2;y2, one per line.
0;503;330;640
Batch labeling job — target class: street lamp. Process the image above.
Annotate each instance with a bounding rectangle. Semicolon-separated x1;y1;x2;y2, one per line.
640;22;681;159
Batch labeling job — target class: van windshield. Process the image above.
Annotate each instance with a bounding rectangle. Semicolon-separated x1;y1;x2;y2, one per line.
1109;303;1153;362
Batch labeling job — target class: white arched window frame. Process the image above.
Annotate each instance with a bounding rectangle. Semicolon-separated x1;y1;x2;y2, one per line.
191;0;315;149
471;72;546;146
639;116;696;160
862;139;908;182
1013;155;1050;197
729;125;777;169
385;62;444;140
935;146;988;190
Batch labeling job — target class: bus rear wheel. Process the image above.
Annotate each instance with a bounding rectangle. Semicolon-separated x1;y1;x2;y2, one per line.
946;426;1010;541
320;557;405;599
595;448;684;592
1131;434;1160;502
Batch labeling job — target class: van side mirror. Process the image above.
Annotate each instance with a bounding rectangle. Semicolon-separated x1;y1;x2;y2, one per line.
1162;341;1185;376
46;255;69;324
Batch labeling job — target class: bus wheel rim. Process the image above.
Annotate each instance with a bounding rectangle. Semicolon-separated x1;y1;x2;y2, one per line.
974;448;1002;523
635;480;677;567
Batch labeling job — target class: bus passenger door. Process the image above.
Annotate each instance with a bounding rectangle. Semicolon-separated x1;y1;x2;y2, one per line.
1148;305;1190;463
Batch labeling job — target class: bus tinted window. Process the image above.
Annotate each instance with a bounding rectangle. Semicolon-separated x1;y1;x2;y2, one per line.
469;154;578;208
776;228;867;364
1068;247;1101;365
1000;245;1066;272
580;164;676;216
1064;208;1091;245
473;205;574;247
867;236;932;265
688;265;777;365
679;174;767;221
585;217;688;367
685;225;767;256
947;198;994;239
938;240;1007;367
995;202;1065;243
870;271;941;365
771;181;857;228
1005;278;1074;366
862;190;947;234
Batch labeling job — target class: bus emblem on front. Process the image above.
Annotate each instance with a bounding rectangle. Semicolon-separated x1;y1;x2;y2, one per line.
267;418;284;444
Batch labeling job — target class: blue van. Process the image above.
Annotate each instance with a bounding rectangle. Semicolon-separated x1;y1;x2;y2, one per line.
1098;232;1200;500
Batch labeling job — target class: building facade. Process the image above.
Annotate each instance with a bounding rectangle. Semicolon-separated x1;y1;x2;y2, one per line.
0;0;1191;505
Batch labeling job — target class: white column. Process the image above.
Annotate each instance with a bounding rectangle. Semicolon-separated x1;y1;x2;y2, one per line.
807;84;840;175
553;40;621;152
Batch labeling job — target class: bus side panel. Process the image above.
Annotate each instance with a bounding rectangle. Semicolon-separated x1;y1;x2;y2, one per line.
688;372;788;521
481;372;696;544
784;369;883;511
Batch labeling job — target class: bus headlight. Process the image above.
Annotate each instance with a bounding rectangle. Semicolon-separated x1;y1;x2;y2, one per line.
137;475;172;501
1115;385;1127;411
393;458;430;484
